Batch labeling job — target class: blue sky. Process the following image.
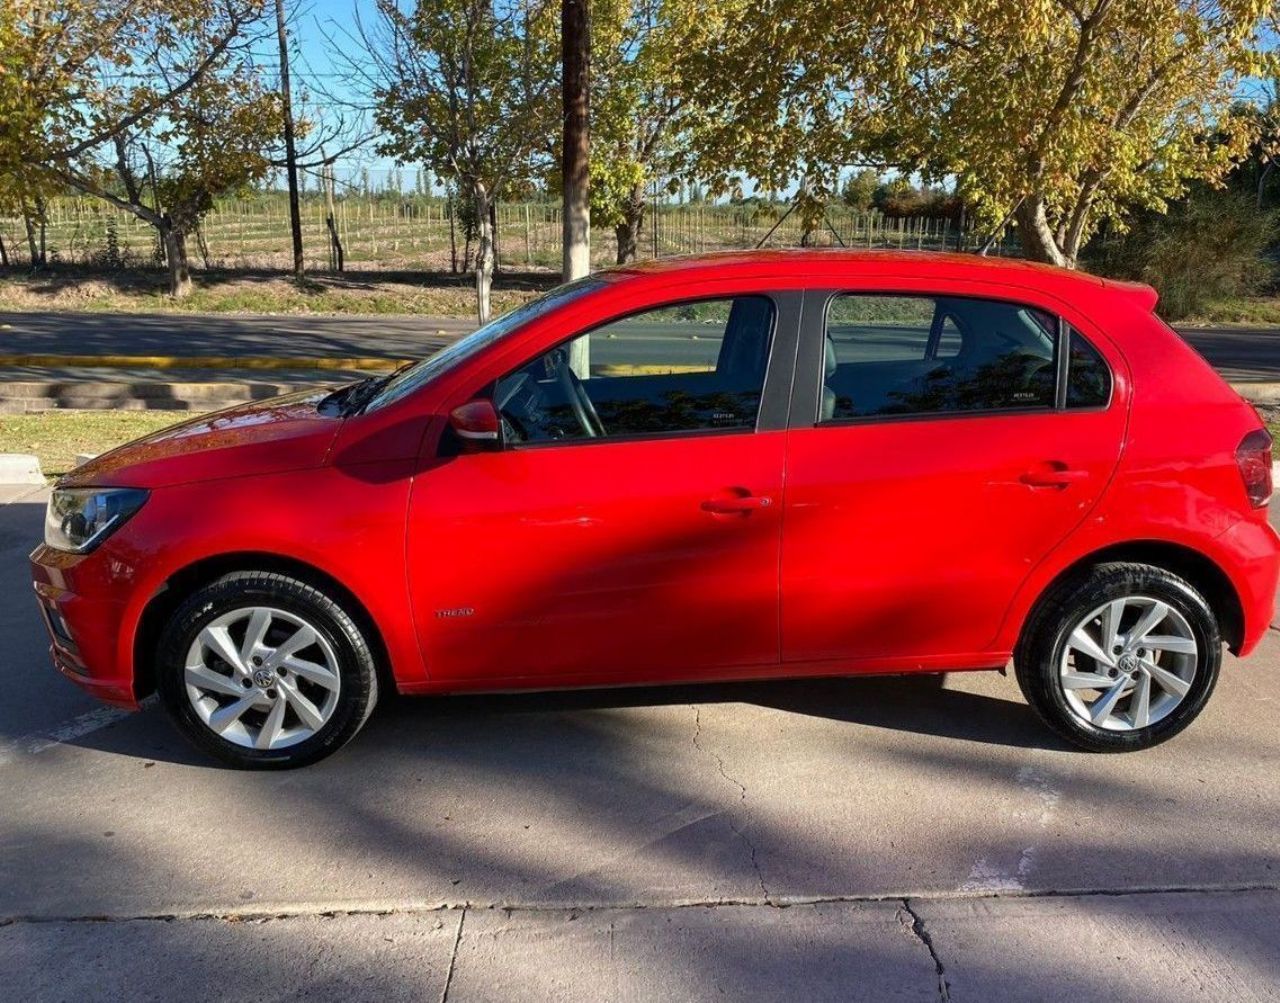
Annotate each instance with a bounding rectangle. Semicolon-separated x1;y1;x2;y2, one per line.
285;0;399;176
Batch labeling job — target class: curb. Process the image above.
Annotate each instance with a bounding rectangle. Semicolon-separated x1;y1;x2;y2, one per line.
0;354;410;372
0;453;44;485
1231;383;1280;402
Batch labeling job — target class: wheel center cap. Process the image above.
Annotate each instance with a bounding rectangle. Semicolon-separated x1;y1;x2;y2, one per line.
253;667;275;688
1118;653;1139;674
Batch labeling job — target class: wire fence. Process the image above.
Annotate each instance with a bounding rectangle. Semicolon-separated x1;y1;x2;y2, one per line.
0;193;1004;275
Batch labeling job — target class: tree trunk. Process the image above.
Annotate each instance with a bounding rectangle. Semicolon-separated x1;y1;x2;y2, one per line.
22;204;40;268
488;199;500;276
614;222;637;265
1013;195;1068;268
275;0;305;279
448;194;459;273
162;224;193;299
36;196;47;267
473;184;494;325
0;232;8;268
614;184;645;264
561;0;591;281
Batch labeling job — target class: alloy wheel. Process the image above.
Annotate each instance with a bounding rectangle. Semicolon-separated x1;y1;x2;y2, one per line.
184;606;342;750
1058;595;1198;732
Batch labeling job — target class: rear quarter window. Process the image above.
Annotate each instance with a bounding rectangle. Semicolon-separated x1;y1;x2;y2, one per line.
1065;329;1112;408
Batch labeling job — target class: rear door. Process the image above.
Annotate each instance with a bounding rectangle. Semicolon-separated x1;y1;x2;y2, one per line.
781;287;1126;665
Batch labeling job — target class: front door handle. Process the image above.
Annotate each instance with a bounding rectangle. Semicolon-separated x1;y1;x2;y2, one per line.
1020;465;1090;488
701;494;773;514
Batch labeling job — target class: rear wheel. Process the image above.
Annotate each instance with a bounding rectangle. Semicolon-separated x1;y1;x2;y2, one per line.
157;572;378;769
1014;563;1221;752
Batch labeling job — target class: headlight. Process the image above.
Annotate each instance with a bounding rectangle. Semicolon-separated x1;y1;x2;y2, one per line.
44;487;149;553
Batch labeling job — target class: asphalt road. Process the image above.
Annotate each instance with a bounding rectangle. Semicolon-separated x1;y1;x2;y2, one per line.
3;310;1280;383
2;483;1279;1000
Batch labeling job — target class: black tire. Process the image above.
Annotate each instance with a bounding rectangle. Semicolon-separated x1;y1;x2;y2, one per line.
1014;562;1221;753
157;571;379;769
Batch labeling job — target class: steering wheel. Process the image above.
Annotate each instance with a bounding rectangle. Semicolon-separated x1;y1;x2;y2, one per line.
553;351;606;438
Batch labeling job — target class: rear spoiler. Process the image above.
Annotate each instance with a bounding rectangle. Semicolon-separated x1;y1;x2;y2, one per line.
1102;278;1159;313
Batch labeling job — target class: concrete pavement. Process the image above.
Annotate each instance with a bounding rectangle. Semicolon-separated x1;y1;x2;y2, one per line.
2;484;1280;999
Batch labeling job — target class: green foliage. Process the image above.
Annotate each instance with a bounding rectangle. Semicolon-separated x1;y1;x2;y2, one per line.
1089;188;1277;320
569;0;725;251
372;0;558;198
840;169;879;211
872;182;962;220
681;0;1278;266
2;0;281;294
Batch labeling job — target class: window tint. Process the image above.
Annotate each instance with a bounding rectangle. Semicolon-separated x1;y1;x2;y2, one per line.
936;316;962;358
1065;329;1111;408
493;295;774;444
826;295;935;364
821;294;1058;420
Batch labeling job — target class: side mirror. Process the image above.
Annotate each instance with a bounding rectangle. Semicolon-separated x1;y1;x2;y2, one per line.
449;399;503;452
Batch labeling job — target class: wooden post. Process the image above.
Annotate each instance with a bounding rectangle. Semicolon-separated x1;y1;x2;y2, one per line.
524;203;532;267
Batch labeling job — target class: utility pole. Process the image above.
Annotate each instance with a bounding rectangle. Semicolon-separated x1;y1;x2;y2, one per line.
561;0;591;375
561;0;590;282
274;0;304;279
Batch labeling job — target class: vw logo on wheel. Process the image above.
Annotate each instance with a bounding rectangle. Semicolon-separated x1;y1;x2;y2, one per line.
253;667;275;689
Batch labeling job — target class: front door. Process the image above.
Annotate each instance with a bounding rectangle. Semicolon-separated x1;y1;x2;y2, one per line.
409;292;797;686
781;289;1126;665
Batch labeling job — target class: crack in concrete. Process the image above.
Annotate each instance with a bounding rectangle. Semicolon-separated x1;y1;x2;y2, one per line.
3;882;1276;926
898;899;950;1003
438;906;465;1003
691;706;770;903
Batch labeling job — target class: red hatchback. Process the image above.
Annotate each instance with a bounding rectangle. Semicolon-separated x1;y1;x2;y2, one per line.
30;251;1280;768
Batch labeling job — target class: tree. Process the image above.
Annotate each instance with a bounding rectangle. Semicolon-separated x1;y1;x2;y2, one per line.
840;168;879;212
586;0;722;264
365;0;558;323
274;0;304;279
681;0;1278;268
3;0;282;294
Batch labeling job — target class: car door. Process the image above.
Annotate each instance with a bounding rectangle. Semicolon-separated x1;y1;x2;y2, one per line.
408;290;800;686
781;287;1126;666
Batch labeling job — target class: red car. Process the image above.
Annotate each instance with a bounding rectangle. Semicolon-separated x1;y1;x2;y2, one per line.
30;251;1280;768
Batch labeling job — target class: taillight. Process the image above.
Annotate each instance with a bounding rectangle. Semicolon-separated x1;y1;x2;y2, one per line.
1236;428;1273;508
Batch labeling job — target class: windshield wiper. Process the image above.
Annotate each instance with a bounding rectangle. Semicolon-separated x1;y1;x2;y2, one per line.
319;362;416;418
318;376;378;417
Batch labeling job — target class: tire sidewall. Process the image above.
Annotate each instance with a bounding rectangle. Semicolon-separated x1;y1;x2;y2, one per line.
158;575;376;769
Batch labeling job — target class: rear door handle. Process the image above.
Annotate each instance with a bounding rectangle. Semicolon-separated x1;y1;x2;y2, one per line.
1020;466;1090;488
701;494;773;514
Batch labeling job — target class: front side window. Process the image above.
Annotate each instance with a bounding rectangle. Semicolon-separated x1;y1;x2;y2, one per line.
822;294;1058;420
493;295;775;445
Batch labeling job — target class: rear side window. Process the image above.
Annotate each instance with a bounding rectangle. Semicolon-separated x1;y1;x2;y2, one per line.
822;294;1058;420
1065;329;1111;408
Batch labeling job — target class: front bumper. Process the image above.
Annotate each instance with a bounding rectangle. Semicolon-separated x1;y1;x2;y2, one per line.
30;545;139;708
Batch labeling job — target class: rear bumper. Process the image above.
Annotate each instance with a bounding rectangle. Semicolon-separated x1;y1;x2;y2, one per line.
29;546;139;709
1219;517;1280;658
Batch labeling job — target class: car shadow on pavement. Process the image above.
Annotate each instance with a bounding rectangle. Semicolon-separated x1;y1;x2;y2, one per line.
65;669;1065;769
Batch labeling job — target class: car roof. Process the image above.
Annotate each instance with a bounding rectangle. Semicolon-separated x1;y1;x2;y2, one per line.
598;249;1157;311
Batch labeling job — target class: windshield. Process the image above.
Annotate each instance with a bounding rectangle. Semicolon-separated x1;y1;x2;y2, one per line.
363;276;606;412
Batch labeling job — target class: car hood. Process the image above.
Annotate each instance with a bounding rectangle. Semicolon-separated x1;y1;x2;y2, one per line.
60;390;345;490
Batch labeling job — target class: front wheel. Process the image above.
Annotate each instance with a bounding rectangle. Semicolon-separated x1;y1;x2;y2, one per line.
1014;563;1221;753
157;572;379;769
